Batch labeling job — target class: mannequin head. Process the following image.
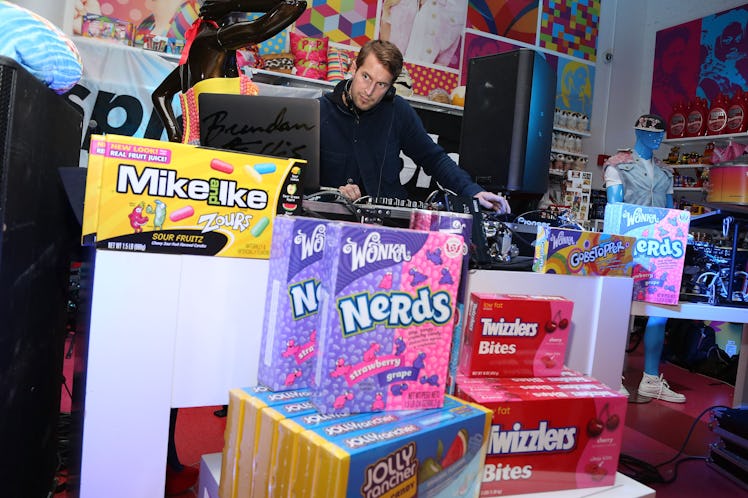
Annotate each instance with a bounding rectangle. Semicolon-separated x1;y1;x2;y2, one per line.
633;114;665;159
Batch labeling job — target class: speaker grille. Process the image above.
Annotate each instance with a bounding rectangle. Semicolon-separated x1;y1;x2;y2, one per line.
0;62;14;240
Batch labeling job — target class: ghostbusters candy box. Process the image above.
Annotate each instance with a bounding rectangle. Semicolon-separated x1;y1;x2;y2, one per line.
457;376;626;495
81;134;304;258
458;293;574;378
603;203;691;304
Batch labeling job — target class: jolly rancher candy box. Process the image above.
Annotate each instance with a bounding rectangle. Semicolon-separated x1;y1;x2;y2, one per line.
312;222;465;414
458;293;574;378
81;134;304;258
258;216;330;391
296;395;492;498
457;377;626;496
604;203;691;304
533;227;635;276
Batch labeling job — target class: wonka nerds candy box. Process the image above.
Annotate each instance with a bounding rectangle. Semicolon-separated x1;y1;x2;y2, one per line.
81;134;304;258
299;395;492;498
313;222;465;414
458;293;574;378
409;209;474;395
258;216;331;391
457;378;626;496
604;203;691;305
533;227;635;276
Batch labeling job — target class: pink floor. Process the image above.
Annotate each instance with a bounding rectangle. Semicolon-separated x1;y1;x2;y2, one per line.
59;337;748;497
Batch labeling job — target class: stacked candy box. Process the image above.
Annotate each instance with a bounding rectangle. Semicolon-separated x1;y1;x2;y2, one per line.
533;227;635;276
458;293;574;378
604;203;691;304
313;222;465;414
293;395;491;498
258;216;331;391
219;388;492;498
219;386;310;498
457;376;626;496
409;209;474;395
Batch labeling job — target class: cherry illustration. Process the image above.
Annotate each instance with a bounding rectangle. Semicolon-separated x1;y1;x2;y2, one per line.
606;413;620;431
586;418;604;438
545;309;570;333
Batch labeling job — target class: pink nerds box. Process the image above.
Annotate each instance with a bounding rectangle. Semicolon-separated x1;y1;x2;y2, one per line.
258;216;331;391
457;376;626;496
312;222;465;414
409;209;473;395
603;203;691;305
458;293;574;378
533;227;636;276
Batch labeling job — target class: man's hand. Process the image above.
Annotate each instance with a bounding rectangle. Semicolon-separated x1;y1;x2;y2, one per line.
474;191;511;213
339;183;362;201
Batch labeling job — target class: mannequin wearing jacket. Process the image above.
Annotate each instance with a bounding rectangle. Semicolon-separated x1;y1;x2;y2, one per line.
603;113;685;403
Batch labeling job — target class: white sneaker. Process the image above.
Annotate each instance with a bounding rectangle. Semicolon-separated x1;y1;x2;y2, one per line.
637;373;686;403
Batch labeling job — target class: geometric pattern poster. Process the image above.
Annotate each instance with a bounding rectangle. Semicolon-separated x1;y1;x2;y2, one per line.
539;0;600;62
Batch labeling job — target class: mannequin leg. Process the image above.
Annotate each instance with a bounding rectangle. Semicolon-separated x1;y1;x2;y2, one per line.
643;316;667;375
637;316;686;403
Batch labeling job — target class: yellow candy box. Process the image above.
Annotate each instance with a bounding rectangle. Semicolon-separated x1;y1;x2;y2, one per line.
81;134;304;258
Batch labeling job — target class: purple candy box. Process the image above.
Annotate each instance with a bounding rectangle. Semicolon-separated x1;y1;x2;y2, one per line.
258;216;329;391
312;222;465;414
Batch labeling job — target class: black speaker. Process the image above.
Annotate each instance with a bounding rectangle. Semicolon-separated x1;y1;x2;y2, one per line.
0;55;83;497
459;49;555;195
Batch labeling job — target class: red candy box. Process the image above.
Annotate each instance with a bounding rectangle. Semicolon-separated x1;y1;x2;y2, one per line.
457;376;626;495
458;293;574;378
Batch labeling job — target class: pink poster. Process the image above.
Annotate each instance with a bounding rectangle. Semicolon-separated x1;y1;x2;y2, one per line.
650;21;701;119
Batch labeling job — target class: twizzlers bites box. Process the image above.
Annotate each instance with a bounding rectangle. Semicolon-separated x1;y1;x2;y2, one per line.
81;134;304;258
312;222;465;414
458;293;574;378
457;377;626;495
533;227;636;276
257;216;330;391
604;203;691;304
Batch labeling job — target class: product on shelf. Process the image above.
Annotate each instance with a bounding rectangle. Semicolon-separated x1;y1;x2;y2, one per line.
457;293;574;378
258;216;333;391
708;164;748;205
707;93;729;135
603;203;691;304
685;97;708;137
311;222;465;414
457;376;626;496
81;134;303;258
533;227;635;276
667;100;687;139
726;89;748;134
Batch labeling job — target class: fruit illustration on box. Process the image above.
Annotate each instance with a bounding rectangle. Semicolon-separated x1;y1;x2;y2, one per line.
418;428;469;482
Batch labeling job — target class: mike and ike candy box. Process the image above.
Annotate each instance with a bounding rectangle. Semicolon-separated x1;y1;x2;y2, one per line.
81;134;304;258
458;293;574;378
457;376;626;496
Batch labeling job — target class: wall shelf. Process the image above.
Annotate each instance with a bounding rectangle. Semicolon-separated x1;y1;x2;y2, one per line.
663;132;748;146
553;126;591;137
551;148;588;159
